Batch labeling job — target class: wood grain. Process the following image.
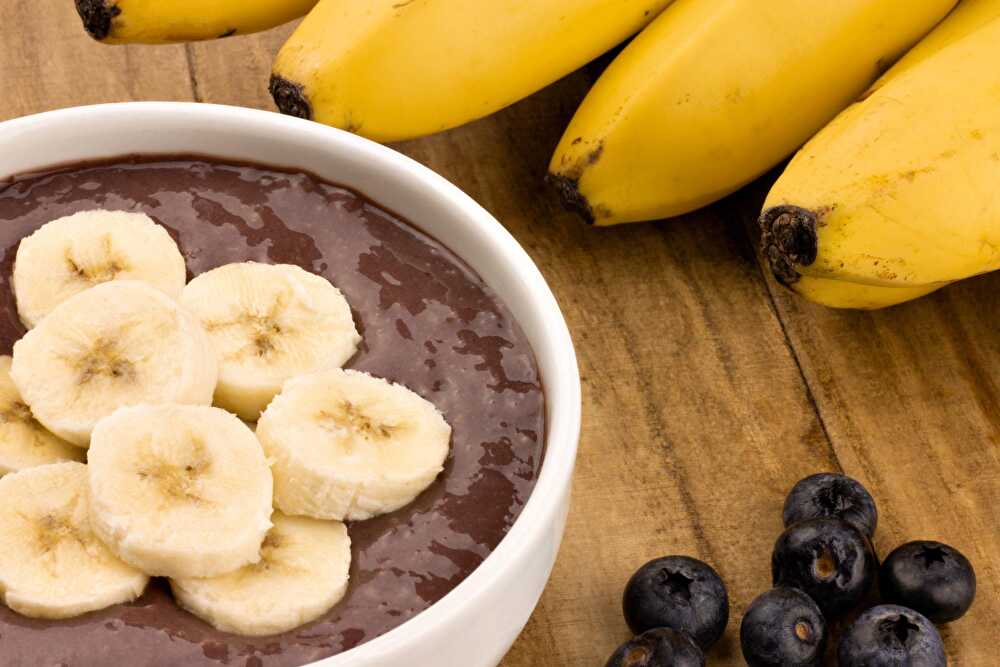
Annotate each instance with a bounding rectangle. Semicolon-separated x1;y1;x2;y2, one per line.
1;2;997;665
0;1;192;121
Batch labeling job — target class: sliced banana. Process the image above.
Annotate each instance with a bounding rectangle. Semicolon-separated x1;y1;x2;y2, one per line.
257;369;451;521
10;281;218;447
171;512;351;636
0;356;84;474
87;404;274;579
180;262;360;421
13;210;186;329
0;462;148;619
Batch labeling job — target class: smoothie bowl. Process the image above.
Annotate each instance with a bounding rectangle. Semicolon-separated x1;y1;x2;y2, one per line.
0;103;580;667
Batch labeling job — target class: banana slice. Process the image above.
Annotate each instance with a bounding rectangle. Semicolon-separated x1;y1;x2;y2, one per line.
171;512;351;636
0;462;148;619
13;210;186;329
257;369;451;521
181;262;361;421
0;356;84;475
88;404;274;579
10;281;218;447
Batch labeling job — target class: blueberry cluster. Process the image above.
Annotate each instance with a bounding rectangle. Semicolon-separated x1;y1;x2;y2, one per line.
602;473;977;667
743;473;976;666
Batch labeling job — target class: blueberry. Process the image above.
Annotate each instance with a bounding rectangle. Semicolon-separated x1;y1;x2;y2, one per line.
740;587;826;666
604;628;705;667
622;556;729;650
838;605;946;666
880;540;976;623
771;518;877;616
783;472;878;538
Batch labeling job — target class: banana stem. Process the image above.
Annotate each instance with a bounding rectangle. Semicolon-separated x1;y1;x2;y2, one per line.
269;76;313;121
75;0;120;40
759;205;819;285
547;173;596;225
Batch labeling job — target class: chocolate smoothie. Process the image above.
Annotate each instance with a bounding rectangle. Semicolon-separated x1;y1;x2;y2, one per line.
0;157;545;666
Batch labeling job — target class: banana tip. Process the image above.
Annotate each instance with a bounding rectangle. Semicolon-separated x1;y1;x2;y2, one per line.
74;0;119;41
546;173;595;225
758;205;818;286
269;75;313;121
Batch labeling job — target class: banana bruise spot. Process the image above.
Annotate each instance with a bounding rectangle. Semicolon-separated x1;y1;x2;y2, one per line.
35;512;85;555
20;499;88;575
317;401;398;443
64;236;129;285
233;530;304;585
1;401;35;426
73;338;136;386
74;0;121;41
269;75;313;120
136;437;213;506
248;532;288;573
758;205;819;286
206;294;293;362
0;400;45;447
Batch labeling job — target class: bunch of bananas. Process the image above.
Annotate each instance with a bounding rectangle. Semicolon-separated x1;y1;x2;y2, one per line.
76;0;1000;310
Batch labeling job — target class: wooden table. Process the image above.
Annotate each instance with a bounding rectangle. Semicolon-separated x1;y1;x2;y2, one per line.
2;3;997;664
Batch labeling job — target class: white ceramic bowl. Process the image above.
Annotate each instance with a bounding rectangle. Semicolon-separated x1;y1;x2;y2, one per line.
0;102;581;667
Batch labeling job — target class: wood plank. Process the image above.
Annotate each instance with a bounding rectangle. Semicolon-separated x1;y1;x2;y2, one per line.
0;0;193;122
735;178;1000;665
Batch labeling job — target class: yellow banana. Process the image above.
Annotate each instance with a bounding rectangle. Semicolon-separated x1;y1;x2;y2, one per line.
759;15;1000;309
868;0;1000;92
75;0;318;44
270;0;675;142
548;0;957;226
784;276;947;311
767;0;1000;309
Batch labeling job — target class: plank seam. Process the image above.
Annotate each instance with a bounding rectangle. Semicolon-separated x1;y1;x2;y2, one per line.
736;203;844;473
769;290;837;453
184;45;203;103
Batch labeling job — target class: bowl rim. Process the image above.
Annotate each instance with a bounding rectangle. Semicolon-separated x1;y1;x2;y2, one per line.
0;102;582;665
